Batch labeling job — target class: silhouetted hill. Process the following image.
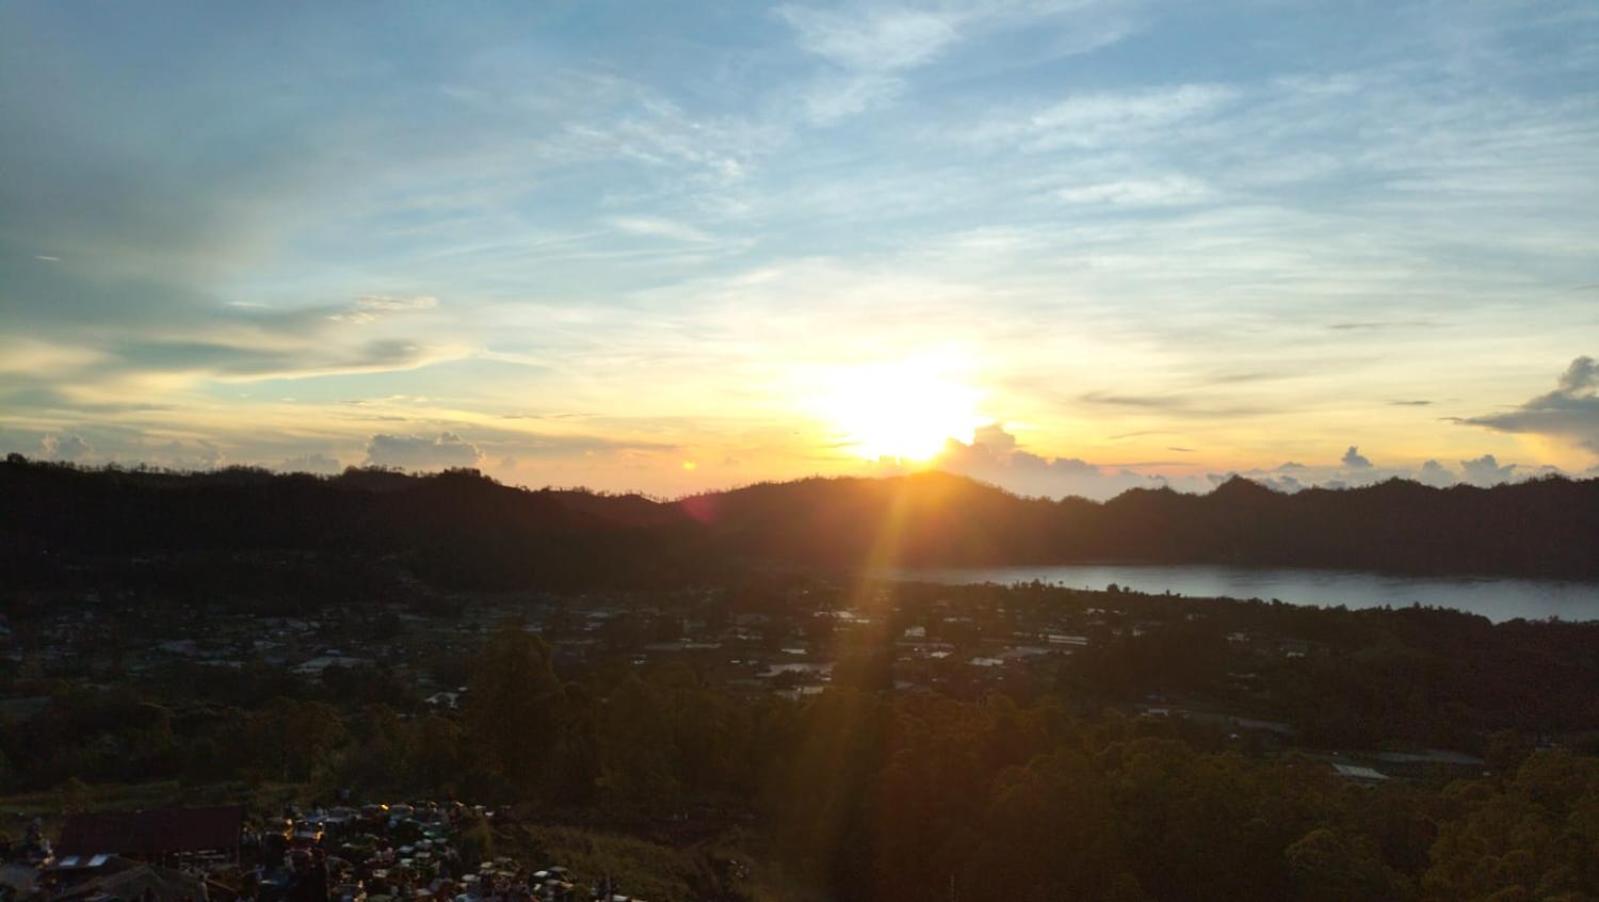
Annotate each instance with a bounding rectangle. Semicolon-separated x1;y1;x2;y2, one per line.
678;471;1599;577
0;460;708;590
3;455;1597;587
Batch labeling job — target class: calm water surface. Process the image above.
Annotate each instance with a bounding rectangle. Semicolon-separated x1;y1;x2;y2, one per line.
886;564;1599;623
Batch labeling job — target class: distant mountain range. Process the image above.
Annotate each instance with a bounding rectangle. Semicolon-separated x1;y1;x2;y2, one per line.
5;455;1597;587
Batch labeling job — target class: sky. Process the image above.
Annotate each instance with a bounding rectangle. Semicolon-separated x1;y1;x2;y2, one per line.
2;0;1598;500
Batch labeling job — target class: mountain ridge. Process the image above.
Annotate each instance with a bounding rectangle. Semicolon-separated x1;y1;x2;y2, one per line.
4;455;1596;585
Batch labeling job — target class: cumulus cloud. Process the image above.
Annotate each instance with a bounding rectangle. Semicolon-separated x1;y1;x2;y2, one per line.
39;433;93;462
1459;453;1516;486
1464;356;1599;454
1417;459;1455;487
278;452;343;475
1218;446;1538;492
155;440;224;471
1340;445;1373;469
937;424;1169;501
935;430;1557;501
365;432;482;470
1562;356;1598;393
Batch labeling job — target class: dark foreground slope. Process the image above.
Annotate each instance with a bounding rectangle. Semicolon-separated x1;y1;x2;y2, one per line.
4;455;1597;585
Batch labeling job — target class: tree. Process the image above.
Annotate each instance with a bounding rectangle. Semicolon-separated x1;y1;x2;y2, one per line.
1424;751;1599;899
1285;828;1405;902
464;621;562;794
600;676;678;806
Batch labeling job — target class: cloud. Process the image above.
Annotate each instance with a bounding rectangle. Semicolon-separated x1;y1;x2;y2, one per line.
0;339;106;376
1464;356;1599;455
1328;321;1435;331
1561;357;1599;393
776;5;961;72
1055;175;1214;207
986;83;1237;151
776;4;958;123
2;2;1595;499
937;423;1170;501
609;216;714;243
277;452;344;475
154;440;225;471
1229;449;1531;491
776;2;1137;124
797;72;906;125
39;433;92;462
1341;445;1373;469
106;336;445;381
330;295;439;324
1417;459;1455;487
1459;453;1515;486
1077;391;1276;419
365;432;483;470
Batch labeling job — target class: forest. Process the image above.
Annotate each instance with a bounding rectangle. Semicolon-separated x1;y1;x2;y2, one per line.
6;456;1599;584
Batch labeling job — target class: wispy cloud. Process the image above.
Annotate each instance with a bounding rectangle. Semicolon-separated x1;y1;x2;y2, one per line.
330;295;440;324
2;1;1596;494
1055;175;1214;207
777;0;1139;123
776;5;962;71
609;216;716;243
973;83;1238;151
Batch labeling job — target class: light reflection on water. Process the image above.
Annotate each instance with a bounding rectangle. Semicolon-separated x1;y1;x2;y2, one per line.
884;564;1599;623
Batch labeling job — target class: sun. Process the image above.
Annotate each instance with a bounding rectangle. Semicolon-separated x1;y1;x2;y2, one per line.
814;354;986;461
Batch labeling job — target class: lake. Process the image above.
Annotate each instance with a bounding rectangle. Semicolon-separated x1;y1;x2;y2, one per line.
885;564;1599;623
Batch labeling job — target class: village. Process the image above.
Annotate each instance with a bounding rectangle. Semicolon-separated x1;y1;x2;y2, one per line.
2;562;1489;786
2;565;1322;715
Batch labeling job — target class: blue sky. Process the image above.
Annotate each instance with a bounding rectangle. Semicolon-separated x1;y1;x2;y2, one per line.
2;0;1597;498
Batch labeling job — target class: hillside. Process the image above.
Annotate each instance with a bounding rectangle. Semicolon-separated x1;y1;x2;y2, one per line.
4;455;1597;585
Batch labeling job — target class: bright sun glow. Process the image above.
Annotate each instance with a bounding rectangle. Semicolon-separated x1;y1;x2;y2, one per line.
815;354;986;461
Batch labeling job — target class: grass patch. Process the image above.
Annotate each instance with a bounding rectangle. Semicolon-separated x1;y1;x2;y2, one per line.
0;779;308;838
